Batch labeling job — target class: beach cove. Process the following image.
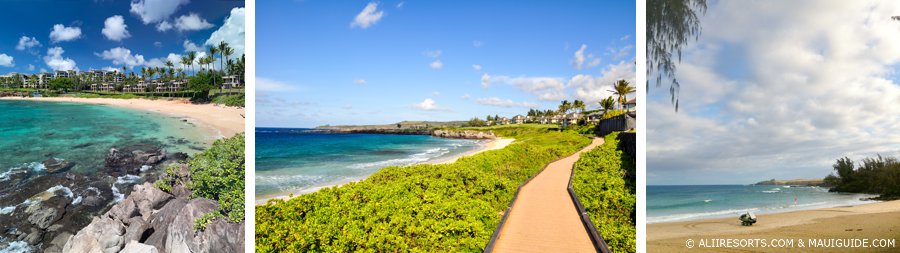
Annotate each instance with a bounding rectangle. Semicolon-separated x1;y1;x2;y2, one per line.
0;98;244;251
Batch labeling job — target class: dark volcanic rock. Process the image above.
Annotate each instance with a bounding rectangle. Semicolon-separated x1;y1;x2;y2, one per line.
130;183;173;220
42;158;73;173
165;198;218;252
105;146;166;175
145;198;187;252
195;219;244;253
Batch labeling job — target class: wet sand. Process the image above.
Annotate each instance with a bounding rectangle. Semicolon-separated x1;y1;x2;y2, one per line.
648;200;900;252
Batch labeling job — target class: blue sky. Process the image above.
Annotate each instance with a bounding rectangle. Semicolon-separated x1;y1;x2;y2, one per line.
257;0;635;127
0;0;244;75
647;1;900;185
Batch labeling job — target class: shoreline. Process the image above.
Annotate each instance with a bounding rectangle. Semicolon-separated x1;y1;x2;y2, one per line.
648;200;900;252
255;137;515;205
0;96;245;138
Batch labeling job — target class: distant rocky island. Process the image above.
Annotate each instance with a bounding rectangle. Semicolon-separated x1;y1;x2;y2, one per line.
754;178;826;186
314;121;497;139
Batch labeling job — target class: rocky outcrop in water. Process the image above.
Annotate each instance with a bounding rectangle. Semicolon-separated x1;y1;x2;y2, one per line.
431;129;497;139
62;182;244;253
105;146;166;175
0;144;185;252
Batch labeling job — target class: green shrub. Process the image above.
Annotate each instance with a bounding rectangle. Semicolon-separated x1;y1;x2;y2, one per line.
255;126;590;252
572;132;636;253
212;93;245;107
194;212;222;231
189;133;245;223
600;109;627;120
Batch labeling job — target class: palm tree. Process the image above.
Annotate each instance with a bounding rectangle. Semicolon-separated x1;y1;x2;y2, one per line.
180;55;192;77
218;41;232;76
599;96;616;111
207;46;219;91
558;100;571;115
165;60;174;81
186;51;197;76
609;79;636;109
573;100;585;113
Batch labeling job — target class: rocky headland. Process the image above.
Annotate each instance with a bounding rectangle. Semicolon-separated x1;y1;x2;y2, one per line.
0;141;243;253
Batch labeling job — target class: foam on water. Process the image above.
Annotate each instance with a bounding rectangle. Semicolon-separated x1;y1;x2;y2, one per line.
255;129;481;197
0;240;32;253
648;185;878;223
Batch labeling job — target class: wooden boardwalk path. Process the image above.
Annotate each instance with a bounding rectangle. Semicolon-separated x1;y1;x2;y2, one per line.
491;138;604;253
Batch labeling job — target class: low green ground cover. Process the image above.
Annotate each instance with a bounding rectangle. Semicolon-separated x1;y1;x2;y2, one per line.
572;132;636;253
256;126;589;252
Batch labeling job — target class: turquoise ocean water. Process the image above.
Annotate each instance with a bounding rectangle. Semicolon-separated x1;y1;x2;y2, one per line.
255;128;482;198
0;100;213;175
647;185;877;223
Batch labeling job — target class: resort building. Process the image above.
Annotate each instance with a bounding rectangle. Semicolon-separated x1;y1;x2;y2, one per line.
498;117;511;125
625;98;636;112
222;75;243;89
512;115;526;124
586;111;605;124
561;112;582;128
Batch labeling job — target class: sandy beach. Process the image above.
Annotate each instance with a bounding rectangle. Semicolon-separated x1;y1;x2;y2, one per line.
0;96;245;138
648;200;900;252
256;137;516;205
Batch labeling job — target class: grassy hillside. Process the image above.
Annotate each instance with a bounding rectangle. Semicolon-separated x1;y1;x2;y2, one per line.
572;132;636;253
255;125;590;252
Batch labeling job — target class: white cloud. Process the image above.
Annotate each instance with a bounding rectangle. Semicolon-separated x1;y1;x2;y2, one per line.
49;24;82;43
573;44;587;69
648;0;900;184
96;47;145;69
257;77;298;91
481;73;491;88
153;41;162;47
145;53;183;69
102;15;131;41
354;79;367;85
476;97;539;108
424;50;442;58
350;2;384;29
461;94;471;100
414;98;440;111
174;13;214;31
432;91;440;96
490;75;567;101
472;64;482;71
156;20;172;32
16;36;41;50
397;2;404;8
205;8;245;57
573;44;601;69
429;60;443;69
130;0;189;24
473;40;484;48
0;54;13;67
43;47;77;71
620;35;631;41
27;64;35;71
183;40;203;52
607;44;634;61
571;60;636;103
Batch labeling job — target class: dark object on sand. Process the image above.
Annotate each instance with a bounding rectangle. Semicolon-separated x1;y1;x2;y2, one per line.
740;212;757;226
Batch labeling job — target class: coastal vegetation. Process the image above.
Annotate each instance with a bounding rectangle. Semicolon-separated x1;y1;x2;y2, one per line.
572;132;636;253
824;155;900;200
256;125;591;252
0;41;245;106
156;133;246;227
